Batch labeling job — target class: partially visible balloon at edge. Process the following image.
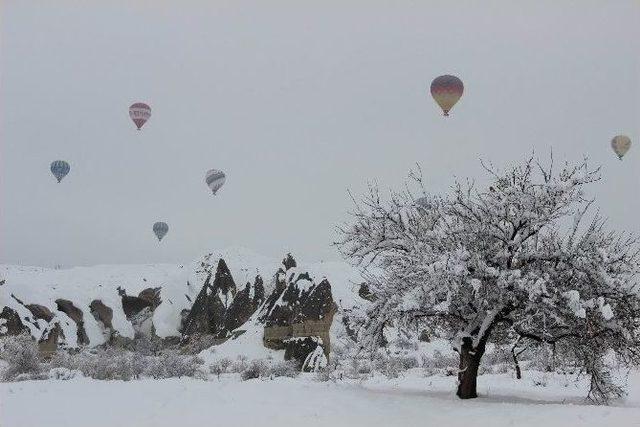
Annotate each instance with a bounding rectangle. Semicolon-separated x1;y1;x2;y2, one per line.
129;103;151;130
430;75;464;117
153;222;169;242
50;160;70;183
611;135;631;160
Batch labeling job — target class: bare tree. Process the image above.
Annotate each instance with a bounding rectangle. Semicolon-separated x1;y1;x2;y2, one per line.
337;156;640;402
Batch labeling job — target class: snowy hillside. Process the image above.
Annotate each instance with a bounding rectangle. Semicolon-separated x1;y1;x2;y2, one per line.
0;247;363;350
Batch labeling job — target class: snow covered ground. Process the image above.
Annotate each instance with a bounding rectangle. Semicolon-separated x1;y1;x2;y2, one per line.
1;371;639;427
2;248;639;426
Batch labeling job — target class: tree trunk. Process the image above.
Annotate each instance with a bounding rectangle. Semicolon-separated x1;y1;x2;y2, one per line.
512;348;522;380
511;342;522;380
456;337;486;399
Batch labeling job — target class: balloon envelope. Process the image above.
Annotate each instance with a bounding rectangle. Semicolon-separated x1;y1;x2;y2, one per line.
611;135;631;160
153;222;169;241
129;103;151;130
50;160;70;183
430;75;464;116
205;169;226;195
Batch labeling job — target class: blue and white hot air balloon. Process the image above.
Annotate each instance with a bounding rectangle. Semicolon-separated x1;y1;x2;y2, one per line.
153;222;169;242
50;160;70;183
205;169;226;195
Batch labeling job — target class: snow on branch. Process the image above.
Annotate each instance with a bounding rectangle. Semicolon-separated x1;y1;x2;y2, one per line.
337;155;640;403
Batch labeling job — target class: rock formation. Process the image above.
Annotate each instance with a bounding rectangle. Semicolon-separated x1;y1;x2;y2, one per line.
224;276;265;332
181;259;266;340
261;254;337;362
0;306;28;336
181;258;236;338
1;252;341;372
120;287;162;339
38;322;65;356
55;299;89;345
25;304;54;322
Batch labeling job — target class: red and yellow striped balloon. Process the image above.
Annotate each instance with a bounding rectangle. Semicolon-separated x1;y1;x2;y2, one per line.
430;75;464;116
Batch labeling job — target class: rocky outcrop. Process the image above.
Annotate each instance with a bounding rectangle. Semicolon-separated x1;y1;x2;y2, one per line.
282;253;297;270
182;259;266;340
120;287;162;339
89;299;115;342
25;304;54;322
294;278;335;324
138;287;162;310
1;252;342;368
38;322;65;357
0;306;29;336
284;336;327;371
55;299;89;345
8;294;48;333
261;255;337;359
260;266;289;322
120;287;161;318
224;276;265;332
181;259;235;338
89;300;113;330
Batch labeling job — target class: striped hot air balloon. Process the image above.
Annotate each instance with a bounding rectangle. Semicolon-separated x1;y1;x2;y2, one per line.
50;160;70;183
205;169;226;195
153;222;169;241
430;75;464;116
611;135;631;160
129;103;151;130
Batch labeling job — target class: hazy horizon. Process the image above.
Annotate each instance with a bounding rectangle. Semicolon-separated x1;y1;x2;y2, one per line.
2;0;638;267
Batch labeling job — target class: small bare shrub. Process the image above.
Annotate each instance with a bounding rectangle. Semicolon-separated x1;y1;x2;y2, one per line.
241;359;269;381
268;360;299;378
210;358;232;379
159;351;203;378
48;367;80;380
0;333;42;381
230;355;249;373
422;350;458;376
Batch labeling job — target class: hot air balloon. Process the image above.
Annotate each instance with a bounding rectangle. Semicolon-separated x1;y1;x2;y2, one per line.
430;75;464;116
205;169;226;195
611;135;631;160
50;160;70;183
129;103;151;130
153;222;169;242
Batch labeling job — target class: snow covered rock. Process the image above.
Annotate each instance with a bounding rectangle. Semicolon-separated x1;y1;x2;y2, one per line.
261;255;337;359
181;259;237;338
25;304;54;323
38;322;65;356
224;275;265;332
89;300;113;331
0;247;363;365
119;287;162;339
284;336;327;371
0;307;28;337
55;299;89;345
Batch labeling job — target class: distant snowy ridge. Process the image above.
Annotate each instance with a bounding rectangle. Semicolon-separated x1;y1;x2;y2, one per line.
0;247;363;351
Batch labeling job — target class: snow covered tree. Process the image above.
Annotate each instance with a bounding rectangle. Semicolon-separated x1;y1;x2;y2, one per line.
337;156;640;402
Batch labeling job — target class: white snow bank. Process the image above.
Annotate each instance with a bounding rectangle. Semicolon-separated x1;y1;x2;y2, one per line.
1;370;638;427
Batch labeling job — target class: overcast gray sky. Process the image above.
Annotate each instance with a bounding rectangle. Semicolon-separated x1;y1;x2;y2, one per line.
1;1;638;267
